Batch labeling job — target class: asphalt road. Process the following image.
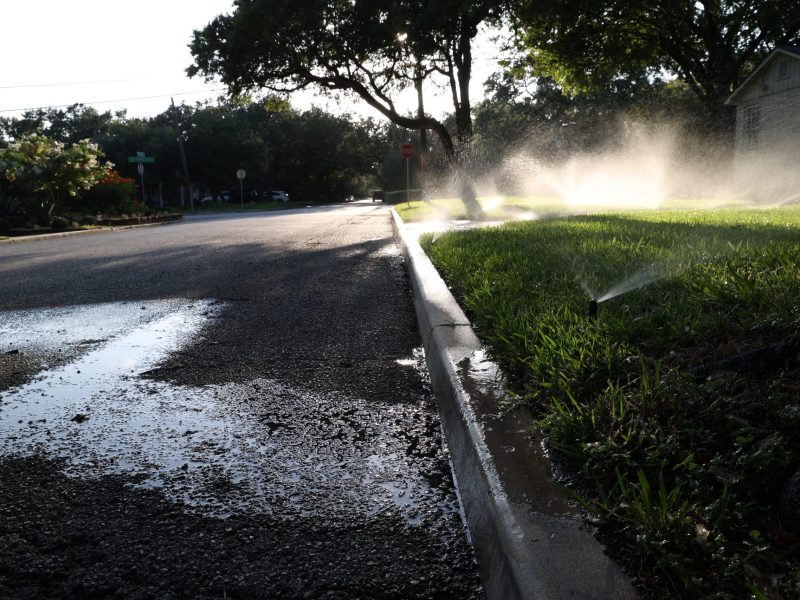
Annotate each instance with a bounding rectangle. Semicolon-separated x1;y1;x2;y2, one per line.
0;204;484;599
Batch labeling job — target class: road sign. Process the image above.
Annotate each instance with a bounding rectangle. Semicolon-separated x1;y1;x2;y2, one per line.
128;152;154;206
127;151;155;164
400;143;415;159
236;169;247;208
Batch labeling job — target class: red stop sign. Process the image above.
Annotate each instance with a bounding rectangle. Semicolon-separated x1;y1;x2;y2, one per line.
400;143;415;159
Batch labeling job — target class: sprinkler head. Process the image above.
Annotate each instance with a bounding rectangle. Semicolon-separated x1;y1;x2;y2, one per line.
588;299;598;319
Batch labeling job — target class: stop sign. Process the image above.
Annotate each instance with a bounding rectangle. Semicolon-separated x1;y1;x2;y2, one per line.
400;143;415;159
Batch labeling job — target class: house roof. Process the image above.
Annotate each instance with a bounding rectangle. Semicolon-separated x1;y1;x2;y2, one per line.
727;46;800;105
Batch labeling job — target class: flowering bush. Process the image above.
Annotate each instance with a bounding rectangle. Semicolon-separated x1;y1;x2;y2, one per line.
0;134;111;224
77;170;140;216
97;171;134;186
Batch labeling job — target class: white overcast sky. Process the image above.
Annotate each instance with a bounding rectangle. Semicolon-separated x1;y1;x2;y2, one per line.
1;1;502;121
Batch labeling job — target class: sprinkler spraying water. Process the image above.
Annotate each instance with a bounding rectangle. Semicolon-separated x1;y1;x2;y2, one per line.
588;299;598;319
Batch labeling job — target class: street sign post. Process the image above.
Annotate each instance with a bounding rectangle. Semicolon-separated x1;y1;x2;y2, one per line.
236;169;247;210
400;143;415;205
128;152;155;206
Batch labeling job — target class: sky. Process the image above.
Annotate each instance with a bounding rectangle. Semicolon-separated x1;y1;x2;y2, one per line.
1;0;501;121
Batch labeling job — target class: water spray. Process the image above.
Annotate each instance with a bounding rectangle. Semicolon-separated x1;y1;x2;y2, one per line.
588;299;598;319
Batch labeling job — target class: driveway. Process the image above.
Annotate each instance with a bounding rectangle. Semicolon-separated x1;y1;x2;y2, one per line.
0;205;483;599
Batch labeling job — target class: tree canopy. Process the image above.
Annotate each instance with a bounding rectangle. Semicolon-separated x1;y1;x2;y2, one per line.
514;0;800;137
188;0;503;161
0;105;118;147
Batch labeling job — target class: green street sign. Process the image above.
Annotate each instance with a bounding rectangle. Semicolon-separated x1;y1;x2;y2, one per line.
128;151;155;164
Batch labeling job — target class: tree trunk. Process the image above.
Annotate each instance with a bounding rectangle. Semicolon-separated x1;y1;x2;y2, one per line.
414;69;432;206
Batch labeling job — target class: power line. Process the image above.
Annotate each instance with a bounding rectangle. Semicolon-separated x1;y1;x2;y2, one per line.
0;76;183;90
0;89;227;114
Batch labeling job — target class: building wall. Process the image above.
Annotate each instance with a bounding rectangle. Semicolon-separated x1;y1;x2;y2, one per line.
735;84;800;154
734;56;800;151
731;55;800;203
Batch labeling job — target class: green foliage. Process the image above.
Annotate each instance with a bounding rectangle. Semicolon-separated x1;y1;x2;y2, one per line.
0;134;111;224
189;0;503;162
422;207;800;597
513;0;800;134
95;99;389;205
470;75;714;177
0;95;393;209
77;171;139;216
0;104;117;146
49;216;70;230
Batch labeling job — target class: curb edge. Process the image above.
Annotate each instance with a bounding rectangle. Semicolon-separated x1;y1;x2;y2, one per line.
390;209;637;600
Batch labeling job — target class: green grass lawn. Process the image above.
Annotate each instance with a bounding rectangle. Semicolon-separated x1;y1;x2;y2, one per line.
395;195;754;222
396;195;560;222
420;206;800;598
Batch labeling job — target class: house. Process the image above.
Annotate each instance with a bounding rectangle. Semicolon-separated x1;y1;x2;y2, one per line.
727;46;800;155
727;46;800;203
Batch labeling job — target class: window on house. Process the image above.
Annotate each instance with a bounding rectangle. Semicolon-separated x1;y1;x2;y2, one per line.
777;59;789;80
744;105;760;149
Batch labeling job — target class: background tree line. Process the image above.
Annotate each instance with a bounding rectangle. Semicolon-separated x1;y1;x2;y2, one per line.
0;98;401;210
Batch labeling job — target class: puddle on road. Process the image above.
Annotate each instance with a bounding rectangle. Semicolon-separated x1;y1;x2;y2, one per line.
0;299;209;354
0;301;459;524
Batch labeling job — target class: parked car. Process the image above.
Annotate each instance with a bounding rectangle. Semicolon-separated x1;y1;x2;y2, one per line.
371;189;385;202
263;190;290;202
220;190;231;202
199;195;214;204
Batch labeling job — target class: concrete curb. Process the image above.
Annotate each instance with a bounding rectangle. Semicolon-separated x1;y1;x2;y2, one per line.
391;209;637;600
0;217;182;245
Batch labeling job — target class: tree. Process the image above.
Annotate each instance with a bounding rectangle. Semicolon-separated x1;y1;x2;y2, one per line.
514;0;800;140
188;0;503;210
97;116;182;206
0;134;111;224
93;98;389;205
258;106;389;201
181;101;265;197
0;105;117;146
471;69;711;171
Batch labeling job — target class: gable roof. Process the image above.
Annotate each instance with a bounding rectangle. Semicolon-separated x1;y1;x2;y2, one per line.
727;46;800;105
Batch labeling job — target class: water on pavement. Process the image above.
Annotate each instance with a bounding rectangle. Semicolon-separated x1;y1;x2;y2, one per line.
0;300;461;524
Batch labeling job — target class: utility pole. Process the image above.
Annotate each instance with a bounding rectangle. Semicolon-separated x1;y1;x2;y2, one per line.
171;98;194;213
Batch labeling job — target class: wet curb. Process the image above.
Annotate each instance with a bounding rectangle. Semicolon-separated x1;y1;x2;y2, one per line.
391;209;637;600
0;217;183;245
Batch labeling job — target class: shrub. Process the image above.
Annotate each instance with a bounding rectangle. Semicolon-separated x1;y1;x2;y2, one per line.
0;134;110;224
77;171;139;216
50;216;69;230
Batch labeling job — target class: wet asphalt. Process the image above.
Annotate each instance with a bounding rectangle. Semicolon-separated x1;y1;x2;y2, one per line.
0;204;484;599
